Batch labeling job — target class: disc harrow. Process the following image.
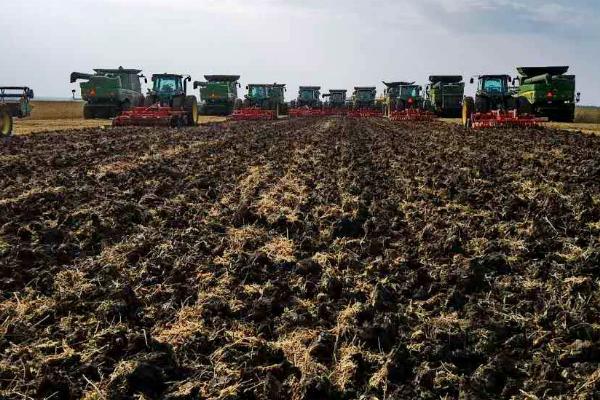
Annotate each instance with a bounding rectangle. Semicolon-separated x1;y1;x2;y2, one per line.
231;107;277;121
289;107;327;118
347;108;383;118
112;104;190;127
469;110;543;129
389;108;436;122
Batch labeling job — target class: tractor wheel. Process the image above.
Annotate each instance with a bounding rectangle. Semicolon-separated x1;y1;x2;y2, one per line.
462;97;475;128
184;96;198;126
516;97;532;115
397;100;406;111
0;107;13;137
83;105;95;119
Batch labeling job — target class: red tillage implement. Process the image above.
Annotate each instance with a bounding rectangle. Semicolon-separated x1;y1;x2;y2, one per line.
113;104;190;127
231;107;276;121
289;107;327;118
347;108;383;118
389;109;436;122
469;110;543;129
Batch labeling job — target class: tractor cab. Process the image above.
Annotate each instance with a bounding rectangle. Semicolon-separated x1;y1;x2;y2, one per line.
148;74;191;106
299;87;320;101
471;75;514;109
246;84;271;102
0;87;34;118
323;90;347;107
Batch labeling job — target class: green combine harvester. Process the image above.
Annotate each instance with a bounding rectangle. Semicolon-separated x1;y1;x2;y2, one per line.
289;86;324;117
322;90;348;111
232;83;288;120
348;87;382;117
0;87;34;136
424;76;465;117
70;67;146;119
193;75;241;116
515;66;580;122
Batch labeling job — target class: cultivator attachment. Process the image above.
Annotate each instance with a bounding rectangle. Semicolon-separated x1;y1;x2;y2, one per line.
231;107;276;121
347;108;383;118
389;109;437;122
289;107;327;118
112;105;190;127
469;110;544;129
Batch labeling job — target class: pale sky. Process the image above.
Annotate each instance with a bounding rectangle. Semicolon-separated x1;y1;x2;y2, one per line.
2;0;599;104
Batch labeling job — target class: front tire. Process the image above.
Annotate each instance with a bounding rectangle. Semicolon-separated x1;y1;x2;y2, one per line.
0;107;13;136
462;97;474;128
184;96;198;126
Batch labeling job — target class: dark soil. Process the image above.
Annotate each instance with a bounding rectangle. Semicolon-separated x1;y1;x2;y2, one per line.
1;118;599;399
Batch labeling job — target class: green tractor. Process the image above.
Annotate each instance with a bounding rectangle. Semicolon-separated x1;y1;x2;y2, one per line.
290;86;322;109
350;87;378;109
233;83;288;120
193;75;241;116
462;75;539;129
424;76;465;117
0;87;34;136
113;73;198;127
515;66;580;122
322;90;348;110
70;67;146;119
383;82;426;114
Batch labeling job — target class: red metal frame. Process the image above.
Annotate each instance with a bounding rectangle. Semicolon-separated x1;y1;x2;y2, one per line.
389;108;436;122
347;108;383;118
470;110;543;129
112;104;187;127
231;107;276;121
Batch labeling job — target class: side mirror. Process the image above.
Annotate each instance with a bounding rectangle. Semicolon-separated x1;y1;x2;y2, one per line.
576;92;581;103
237;83;241;88
246;85;249;90
470;78;474;84
186;76;192;82
71;89;76;99
139;74;148;84
27;89;35;99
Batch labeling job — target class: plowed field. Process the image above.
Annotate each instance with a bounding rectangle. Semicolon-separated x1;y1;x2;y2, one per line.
1;118;599;399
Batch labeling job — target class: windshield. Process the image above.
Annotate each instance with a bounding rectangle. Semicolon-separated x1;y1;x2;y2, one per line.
155;77;181;93
300;90;317;100
356;90;374;101
249;86;267;97
331;93;344;102
400;86;419;97
482;78;505;93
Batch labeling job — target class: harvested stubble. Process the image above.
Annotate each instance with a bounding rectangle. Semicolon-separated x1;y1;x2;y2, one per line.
1;117;599;399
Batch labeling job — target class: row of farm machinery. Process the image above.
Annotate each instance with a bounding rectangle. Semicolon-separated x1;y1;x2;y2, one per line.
1;66;579;136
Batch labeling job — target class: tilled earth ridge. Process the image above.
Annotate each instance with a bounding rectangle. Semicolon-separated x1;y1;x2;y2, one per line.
0;118;599;399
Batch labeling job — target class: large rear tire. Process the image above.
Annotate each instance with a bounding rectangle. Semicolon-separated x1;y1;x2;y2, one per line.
184;96;198;126
462;97;474;128
0;107;13;136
